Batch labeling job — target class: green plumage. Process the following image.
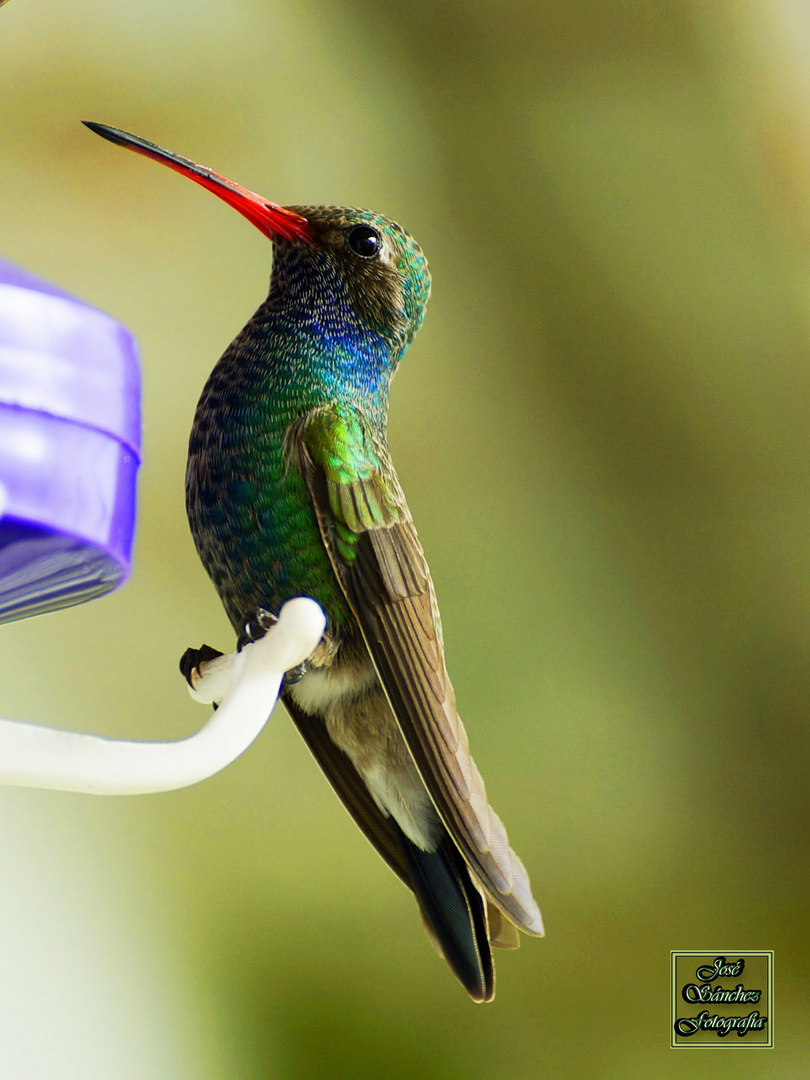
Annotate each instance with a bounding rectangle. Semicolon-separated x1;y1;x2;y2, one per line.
182;203;542;1002
185;205;430;635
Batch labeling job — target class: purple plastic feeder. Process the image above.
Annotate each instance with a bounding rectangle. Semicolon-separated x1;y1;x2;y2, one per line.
0;258;141;624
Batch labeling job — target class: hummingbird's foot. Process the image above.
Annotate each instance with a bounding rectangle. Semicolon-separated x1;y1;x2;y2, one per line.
237;607;278;651
238;607;309;686
283;660;309;686
179;643;224;689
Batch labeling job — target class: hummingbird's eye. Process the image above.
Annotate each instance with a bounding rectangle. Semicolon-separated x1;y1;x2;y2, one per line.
347;224;382;259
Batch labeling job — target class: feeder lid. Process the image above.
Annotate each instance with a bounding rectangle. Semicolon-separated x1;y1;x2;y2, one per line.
0;258;140;457
0;257;141;624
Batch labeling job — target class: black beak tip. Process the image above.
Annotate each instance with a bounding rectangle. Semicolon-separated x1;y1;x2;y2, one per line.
82;120;125;145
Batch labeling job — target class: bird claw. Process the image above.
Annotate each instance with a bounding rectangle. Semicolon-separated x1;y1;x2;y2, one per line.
179;643;224;688
283;660;309;686
237;607;279;651
238;607;309;686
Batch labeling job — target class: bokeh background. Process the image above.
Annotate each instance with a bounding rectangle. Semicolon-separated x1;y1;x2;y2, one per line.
1;0;809;1076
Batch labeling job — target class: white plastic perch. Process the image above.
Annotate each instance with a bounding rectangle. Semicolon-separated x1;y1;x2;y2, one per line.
0;597;326;795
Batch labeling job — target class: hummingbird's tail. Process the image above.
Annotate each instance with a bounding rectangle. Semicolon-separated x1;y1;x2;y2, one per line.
392;822;494;1002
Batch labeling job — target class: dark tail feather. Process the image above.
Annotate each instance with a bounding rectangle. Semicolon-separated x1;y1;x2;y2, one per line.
393;823;494;1002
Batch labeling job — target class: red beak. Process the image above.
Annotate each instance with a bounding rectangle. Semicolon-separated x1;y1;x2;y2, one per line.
83;122;311;244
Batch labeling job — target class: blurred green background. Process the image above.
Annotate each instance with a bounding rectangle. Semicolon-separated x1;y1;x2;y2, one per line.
1;0;809;1076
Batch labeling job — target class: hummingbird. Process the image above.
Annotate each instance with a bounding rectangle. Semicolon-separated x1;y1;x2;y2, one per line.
84;121;543;1001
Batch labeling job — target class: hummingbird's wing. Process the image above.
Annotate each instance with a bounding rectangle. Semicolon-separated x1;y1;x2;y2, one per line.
289;405;542;937
282;691;519;962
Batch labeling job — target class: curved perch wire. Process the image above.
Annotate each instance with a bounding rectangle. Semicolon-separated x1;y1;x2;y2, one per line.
0;597;325;795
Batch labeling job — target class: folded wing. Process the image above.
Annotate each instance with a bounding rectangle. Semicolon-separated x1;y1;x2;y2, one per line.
287;404;543;937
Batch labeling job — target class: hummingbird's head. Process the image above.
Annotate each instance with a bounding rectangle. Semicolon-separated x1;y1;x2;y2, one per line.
275;205;431;354
83;123;431;357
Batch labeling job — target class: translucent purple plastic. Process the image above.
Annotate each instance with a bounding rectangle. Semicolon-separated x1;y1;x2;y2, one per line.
0;258;141;624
